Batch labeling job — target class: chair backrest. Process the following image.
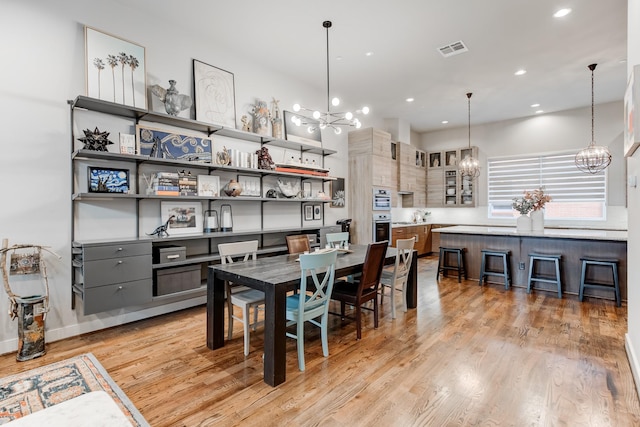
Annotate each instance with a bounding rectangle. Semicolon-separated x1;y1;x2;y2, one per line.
393;237;415;281
218;240;258;264
298;249;338;312
325;232;349;248
286;234;311;255
357;241;388;294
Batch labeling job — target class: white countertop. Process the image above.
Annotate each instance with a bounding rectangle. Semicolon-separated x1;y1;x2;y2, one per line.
431;225;627;242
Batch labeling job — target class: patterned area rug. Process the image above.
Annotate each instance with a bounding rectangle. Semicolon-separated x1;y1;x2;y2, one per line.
0;353;148;426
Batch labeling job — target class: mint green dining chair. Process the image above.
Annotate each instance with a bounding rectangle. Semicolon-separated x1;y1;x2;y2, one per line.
325;232;349;249
285;249;338;371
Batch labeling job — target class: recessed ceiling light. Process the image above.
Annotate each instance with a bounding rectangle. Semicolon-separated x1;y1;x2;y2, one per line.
441;120;449;124
514;69;527;76
553;8;572;18
336;56;343;61
365;52;374;57
531;103;540;108
535;110;544;114
406;98;415;102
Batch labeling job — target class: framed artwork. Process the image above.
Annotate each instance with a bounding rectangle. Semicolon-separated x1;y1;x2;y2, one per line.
624;64;640;157
160;201;203;236
84;26;146;109
303;182;312;199
119;133;136;154
88;167;130;193
283;110;322;147
237;174;261;197
197;175;220;197
193;59;236;128
313;205;322;220
136;125;212;163
304;205;313;221
330;177;345;208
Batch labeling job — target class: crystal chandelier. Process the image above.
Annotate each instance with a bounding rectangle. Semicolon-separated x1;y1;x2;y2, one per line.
575;63;611;174
459;92;481;179
291;21;369;135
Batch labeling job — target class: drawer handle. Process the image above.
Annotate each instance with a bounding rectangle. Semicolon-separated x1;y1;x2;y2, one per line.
117;286;123;291
117;260;123;264
117;247;123;251
166;254;180;259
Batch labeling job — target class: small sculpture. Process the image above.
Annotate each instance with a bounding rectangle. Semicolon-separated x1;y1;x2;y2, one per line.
271;98;283;139
147;215;175;238
266;189;278;198
150;80;192;116
277;178;300;198
216;147;231;165
256;146;274;170
252;99;270;135
78;127;114;151
223;179;243;197
240;115;252;132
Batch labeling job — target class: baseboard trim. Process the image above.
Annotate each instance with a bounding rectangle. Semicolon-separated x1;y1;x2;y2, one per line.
625;333;640;400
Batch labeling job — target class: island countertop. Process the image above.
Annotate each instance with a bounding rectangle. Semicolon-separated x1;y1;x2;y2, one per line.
431;225;627;242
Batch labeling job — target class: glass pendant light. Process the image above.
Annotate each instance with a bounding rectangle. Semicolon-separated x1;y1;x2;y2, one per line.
575;64;611;174
459;92;481;179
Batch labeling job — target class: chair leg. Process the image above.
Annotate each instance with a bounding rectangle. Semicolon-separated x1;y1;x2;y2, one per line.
579;261;586;302
252;304;259;331
613;264;621;307
479;254;486;286
401;280;408;313
527;257;534;294
380;285;385;306
457;251;462;283
374;298;379;329
555;259;562;299
356;305;362;340
243;304;250;356
437;248;443;281
296;318;305;371
503;255;509;290
227;300;234;341
320;314;329;357
340;301;346;319
390;283;397;319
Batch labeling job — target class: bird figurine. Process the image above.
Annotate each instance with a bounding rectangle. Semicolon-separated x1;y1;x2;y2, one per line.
150;80;192;116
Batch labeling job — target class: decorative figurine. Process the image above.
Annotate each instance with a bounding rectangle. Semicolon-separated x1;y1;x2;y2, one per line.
256;146;274;170
240;115;252;132
223;179;243;197
77;127;114;151
147;215;175;237
252;99;270;135
216;146;231;165
150;80;192;116
271;97;283;139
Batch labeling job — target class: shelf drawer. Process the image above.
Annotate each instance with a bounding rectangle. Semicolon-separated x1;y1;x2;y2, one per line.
81;242;151;261
83;254;152;288
82;279;152;315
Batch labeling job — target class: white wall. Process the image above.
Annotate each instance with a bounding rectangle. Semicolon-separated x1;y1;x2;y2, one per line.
0;1;370;353
625;0;640;401
391;101;627;229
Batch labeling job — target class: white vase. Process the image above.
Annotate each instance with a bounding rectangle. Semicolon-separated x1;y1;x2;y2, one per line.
516;214;532;232
531;209;544;231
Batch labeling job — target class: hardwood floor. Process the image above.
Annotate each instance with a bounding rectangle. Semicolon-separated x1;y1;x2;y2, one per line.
1;255;638;426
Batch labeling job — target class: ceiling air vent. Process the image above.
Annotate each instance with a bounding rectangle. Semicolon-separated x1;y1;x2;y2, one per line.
438;40;468;57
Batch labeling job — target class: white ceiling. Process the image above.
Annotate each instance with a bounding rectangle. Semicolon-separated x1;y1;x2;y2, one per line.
123;0;627;133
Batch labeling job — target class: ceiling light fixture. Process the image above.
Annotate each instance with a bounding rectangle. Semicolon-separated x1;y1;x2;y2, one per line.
554;8;572;18
406;98;415;102
459;92;481;179
514;69;527;76
441;120;449;124
292;21;369;135
531;103;540;108
575;63;611;174
535;110;544;114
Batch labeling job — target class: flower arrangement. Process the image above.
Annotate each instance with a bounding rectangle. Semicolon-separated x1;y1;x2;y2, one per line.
512;187;551;215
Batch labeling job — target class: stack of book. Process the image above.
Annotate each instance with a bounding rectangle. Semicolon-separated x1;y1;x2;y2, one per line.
154;172;179;196
179;173;198;196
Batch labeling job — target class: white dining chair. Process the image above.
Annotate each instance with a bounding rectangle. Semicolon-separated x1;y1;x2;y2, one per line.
380;237;415;319
325;232;349;249
218;240;263;356
285;249;338;371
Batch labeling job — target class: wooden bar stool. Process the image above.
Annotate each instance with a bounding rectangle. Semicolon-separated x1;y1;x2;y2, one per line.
579;258;621;307
437;247;466;283
527;253;562;298
479;249;511;290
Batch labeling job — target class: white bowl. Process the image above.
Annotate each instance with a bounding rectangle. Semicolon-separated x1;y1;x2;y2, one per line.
447;189;455;195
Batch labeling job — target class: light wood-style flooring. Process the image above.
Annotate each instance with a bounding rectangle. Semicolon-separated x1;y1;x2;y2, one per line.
1;255;638;426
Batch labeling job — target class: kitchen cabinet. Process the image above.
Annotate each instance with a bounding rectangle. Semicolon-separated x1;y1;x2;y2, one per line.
427;146;477;207
397;143;427;207
392;224;431;256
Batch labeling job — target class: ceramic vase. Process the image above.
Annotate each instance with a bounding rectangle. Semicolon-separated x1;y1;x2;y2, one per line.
531;209;544;231
516;214;532;232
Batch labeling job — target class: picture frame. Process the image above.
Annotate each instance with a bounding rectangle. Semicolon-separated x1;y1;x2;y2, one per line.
88;166;130;193
136;124;212;163
119;133;136;155
624;64;640;157
237;174;261;197
330;177;345;208
304;205;313;221
160;201;203;236
313;205;322;220
193;59;236;128
84;26;146;109
283;110;322;147
197;175;220;197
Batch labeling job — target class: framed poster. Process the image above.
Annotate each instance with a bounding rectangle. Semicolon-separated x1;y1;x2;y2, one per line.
330;177;345;208
85;26;146;109
88;167;130;193
624;64;640;157
304;205;313;221
237;175;261;197
313;205;322;220
160;201;203;236
283;111;322;147
197;175;220;197
193;59;236;128
136;125;212;163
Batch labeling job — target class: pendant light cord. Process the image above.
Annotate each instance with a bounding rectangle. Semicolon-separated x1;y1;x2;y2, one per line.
467;92;472;148
324;21;332;113
589;63;597;144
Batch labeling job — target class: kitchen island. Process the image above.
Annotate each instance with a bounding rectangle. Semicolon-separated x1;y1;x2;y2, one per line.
432;226;627;301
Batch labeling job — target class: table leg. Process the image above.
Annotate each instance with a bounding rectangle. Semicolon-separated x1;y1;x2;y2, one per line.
206;269;225;349
406;252;418;309
263;284;287;386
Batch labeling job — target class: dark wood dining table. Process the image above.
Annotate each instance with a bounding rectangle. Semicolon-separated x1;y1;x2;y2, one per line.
206;244;417;386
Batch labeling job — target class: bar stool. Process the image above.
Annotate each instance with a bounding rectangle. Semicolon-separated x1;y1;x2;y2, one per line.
479;249;511;290
527;253;562;298
579;258;621;307
437;247;466;283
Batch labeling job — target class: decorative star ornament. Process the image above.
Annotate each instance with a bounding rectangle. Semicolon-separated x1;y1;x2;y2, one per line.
78;127;114;151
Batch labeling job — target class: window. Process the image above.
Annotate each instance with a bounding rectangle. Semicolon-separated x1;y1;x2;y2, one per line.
487;152;607;220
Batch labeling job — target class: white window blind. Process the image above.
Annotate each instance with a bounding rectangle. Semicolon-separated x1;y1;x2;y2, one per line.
487;152;606;220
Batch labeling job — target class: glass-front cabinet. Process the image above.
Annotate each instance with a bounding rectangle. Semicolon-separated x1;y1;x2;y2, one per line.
426;146;477;208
